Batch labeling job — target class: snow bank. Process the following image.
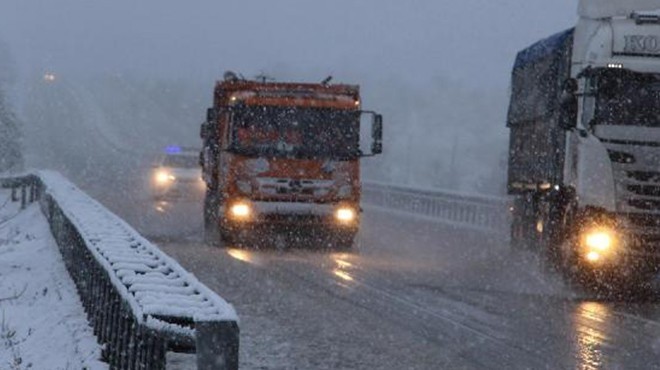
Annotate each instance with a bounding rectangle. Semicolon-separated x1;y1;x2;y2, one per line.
0;193;107;370
1;170;239;369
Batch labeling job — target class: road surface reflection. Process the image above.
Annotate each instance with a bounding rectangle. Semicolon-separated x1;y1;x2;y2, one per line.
227;248;255;264
574;302;611;370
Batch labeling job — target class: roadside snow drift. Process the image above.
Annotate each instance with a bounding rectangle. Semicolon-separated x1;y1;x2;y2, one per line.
0;192;107;370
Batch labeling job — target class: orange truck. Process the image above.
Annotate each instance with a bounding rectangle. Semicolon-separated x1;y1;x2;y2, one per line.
200;72;383;248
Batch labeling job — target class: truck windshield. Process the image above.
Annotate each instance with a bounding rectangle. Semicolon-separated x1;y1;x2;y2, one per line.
594;69;660;128
230;106;360;159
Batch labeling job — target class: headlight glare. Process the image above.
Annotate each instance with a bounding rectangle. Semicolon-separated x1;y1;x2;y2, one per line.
229;202;252;220
335;207;356;223
585;231;613;252
586;251;601;262
155;170;175;185
581;227;618;263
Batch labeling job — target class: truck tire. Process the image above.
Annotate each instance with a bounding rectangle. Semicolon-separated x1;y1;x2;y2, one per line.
219;227;236;246
510;199;526;251
510;195;537;252
203;190;220;247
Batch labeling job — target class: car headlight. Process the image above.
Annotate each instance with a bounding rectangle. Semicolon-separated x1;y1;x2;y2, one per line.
229;202;252;221
335;207;357;224
155;170;175;185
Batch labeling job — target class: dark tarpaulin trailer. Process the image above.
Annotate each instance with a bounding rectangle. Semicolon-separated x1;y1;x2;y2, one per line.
506;28;575;194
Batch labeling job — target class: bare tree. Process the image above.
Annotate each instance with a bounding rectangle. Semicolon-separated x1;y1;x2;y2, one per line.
0;40;22;173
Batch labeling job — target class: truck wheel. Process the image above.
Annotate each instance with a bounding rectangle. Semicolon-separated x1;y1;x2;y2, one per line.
203;191;220;247
219;227;236;246
204;220;220;246
510;196;536;252
510;214;526;251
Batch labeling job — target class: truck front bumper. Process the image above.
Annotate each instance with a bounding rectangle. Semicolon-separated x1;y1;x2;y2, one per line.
571;210;660;280
220;201;360;233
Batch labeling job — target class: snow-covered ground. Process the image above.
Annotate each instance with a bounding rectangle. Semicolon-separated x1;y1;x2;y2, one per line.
0;191;106;370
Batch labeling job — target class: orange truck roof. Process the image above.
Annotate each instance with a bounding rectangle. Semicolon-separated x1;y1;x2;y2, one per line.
214;80;361;110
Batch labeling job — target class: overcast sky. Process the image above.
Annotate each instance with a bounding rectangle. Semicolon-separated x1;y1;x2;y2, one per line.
0;1;577;89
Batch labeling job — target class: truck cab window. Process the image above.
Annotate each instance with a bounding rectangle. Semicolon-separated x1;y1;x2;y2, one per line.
229;106;360;159
593;69;660;128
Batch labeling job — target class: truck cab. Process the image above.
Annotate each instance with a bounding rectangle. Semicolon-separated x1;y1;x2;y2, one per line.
200;73;383;248
508;1;660;288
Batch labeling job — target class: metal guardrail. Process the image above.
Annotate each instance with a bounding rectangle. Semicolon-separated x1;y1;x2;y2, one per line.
1;172;239;370
0;174;39;209
362;181;510;232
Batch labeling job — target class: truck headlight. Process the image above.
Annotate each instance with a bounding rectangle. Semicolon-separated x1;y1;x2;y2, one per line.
229;202;252;220
335;207;356;223
581;228;618;263
585;231;612;252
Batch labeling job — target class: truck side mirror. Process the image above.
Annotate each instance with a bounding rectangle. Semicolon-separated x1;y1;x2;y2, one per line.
559;79;578;130
207;108;218;123
200;122;208;139
371;114;383;155
360;111;383;157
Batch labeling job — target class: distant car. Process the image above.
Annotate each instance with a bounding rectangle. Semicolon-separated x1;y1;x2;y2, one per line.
151;146;204;200
43;73;56;82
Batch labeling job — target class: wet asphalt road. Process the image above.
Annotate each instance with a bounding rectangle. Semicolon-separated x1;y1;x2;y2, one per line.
143;204;660;370
25;78;660;369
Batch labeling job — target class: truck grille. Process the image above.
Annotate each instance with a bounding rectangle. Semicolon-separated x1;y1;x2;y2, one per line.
612;160;660;213
626;171;660;183
600;131;659;255
256;177;335;200
623;170;660;212
621;213;660;254
628;199;660;211
627;184;660;197
625;213;660;229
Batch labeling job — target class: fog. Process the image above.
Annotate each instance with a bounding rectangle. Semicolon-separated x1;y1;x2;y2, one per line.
0;1;577;194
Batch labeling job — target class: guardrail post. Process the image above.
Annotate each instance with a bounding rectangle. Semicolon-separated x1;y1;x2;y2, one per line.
20;184;27;209
93;275;107;338
196;320;240;370
105;295;122;365
29;181;35;203
148;334;166;370
134;325;149;370
99;282;114;351
118;313;134;370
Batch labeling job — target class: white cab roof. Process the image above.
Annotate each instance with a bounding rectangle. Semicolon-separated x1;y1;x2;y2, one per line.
579;0;660;18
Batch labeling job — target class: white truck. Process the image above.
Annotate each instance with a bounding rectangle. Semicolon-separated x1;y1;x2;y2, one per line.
507;0;660;289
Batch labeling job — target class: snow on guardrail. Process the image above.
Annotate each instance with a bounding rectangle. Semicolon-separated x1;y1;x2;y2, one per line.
0;171;239;370
39;171;237;322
